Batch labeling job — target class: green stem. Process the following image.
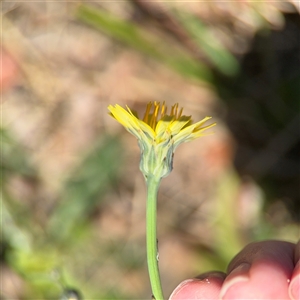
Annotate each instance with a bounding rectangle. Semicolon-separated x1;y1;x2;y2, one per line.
146;175;164;300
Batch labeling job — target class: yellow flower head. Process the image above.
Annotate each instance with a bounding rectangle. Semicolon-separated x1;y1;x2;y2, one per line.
108;102;215;179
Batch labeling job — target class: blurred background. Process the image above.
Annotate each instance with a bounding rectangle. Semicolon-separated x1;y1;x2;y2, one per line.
1;1;300;299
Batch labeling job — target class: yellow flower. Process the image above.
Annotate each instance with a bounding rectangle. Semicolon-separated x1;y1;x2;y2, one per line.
108;102;215;179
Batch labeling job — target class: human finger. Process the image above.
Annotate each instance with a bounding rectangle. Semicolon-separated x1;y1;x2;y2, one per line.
219;240;295;299
288;239;300;300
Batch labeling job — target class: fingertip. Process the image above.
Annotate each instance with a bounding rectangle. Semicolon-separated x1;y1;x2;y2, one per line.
169;279;195;300
289;260;300;300
169;273;225;300
219;263;250;299
221;260;292;299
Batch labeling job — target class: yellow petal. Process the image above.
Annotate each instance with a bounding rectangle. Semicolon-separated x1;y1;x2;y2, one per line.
173;117;215;146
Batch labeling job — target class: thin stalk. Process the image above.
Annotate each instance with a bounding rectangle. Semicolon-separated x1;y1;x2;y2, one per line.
146;175;164;300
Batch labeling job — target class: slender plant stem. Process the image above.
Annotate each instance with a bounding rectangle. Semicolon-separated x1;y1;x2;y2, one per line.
146;175;164;300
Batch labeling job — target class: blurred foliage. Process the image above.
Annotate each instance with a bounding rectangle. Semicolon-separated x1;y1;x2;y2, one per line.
1;127;36;179
77;4;212;82
216;13;300;219
49;135;124;242
173;9;239;76
2;1;299;299
2;132;126;299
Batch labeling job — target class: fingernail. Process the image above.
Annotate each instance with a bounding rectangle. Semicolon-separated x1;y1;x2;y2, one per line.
219;263;250;299
289;258;300;300
289;276;300;300
169;274;225;300
169;279;196;300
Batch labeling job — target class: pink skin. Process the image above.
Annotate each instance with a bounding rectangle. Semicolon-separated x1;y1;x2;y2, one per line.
169;240;300;300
